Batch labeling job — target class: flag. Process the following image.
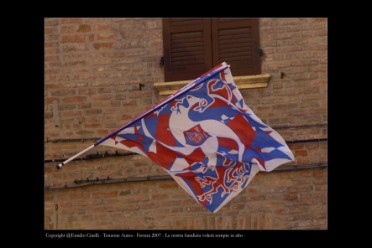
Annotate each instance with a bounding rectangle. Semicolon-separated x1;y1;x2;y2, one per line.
95;62;294;213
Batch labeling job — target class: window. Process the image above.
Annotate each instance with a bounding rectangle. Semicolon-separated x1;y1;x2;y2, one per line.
162;18;261;82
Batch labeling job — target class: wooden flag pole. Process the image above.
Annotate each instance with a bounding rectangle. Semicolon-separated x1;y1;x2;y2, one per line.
57;144;95;169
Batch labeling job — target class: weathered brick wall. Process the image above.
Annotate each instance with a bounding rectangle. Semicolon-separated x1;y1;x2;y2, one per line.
44;18;327;230
45;167;326;229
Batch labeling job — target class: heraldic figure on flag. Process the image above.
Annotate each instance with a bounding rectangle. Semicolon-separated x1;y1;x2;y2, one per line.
58;62;295;213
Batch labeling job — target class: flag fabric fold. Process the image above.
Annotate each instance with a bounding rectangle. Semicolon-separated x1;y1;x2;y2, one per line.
96;62;294;213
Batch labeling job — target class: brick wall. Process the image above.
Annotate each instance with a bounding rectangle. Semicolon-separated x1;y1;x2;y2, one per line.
44;18;327;230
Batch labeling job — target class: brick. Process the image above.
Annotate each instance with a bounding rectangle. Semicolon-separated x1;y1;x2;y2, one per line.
159;181;178;189
77;24;91;32
62;110;81;117
96;33;118;41
244;194;266;201
78;102;91;109
93;42;114;50
63;96;87;103
84;109;102;115
91;94;112;101
60;18;83;24
60;25;76;33
111;101;121;107
84;123;102;128
79;88;96;95
93;23;113;32
51;89;76;96
295;150;308;157
61;43;89;53
59;103;76;110
119;190;131;196
152;194;168;200
98;88;111;93
277;18;305;26
61;34;87;43
62;60;87;66
45;97;59;104
92;191;118;197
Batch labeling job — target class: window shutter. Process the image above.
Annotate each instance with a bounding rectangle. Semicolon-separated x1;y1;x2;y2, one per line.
211;18;261;76
163;18;213;81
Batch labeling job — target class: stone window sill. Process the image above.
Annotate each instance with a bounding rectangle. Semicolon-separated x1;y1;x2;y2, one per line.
153;74;271;96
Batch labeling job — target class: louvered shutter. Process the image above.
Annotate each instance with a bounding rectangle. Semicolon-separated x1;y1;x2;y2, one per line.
163;18;213;81
211;18;261;76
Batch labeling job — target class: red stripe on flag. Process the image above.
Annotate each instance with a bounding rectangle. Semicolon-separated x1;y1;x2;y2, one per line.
226;114;255;148
155;114;177;147
217;137;239;151
147;143;179;169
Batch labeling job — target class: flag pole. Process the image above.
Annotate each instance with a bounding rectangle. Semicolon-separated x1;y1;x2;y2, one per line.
56;144;95;169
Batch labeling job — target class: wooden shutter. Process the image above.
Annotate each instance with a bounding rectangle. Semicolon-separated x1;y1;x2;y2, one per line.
163;18;212;82
211;18;261;76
